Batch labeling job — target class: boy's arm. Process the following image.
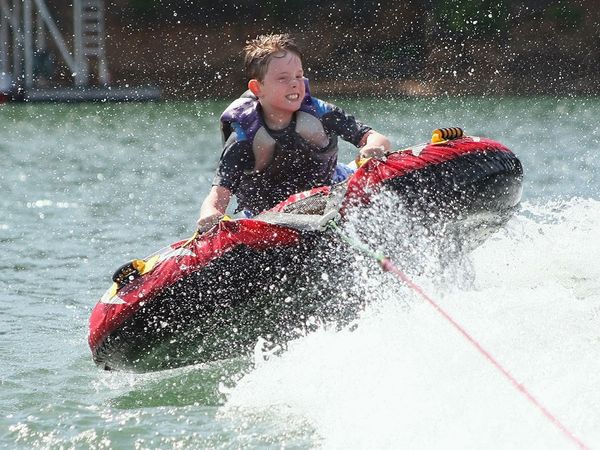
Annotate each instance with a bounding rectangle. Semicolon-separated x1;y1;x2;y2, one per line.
197;133;251;232
315;98;391;159
197;185;232;232
358;130;392;159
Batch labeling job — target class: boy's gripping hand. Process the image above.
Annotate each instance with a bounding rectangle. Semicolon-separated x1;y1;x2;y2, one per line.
359;145;387;159
197;185;232;233
358;130;392;159
196;213;224;233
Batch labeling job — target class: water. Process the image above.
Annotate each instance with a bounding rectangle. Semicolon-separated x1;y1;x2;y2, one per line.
1;97;599;449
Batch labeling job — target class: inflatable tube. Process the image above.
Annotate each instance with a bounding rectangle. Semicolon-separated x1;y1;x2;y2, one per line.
89;135;523;371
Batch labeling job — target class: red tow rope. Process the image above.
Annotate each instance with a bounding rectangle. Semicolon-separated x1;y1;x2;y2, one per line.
327;220;590;449
380;257;590;450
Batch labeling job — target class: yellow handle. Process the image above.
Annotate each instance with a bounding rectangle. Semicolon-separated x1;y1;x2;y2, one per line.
432;127;464;143
354;156;371;168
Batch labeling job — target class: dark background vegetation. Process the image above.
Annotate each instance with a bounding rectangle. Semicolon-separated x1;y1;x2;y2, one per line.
48;0;599;98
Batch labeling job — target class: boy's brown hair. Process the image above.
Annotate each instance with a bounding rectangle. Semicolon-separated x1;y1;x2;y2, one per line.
243;34;304;81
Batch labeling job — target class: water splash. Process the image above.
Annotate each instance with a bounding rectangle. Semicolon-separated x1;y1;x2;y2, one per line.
222;198;600;449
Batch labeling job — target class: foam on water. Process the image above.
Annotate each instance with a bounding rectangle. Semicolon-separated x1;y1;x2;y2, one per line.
222;198;600;449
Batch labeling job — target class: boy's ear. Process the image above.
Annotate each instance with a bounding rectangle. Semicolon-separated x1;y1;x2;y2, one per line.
248;79;261;97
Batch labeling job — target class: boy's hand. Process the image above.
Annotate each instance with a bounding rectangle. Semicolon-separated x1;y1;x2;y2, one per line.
197;186;232;233
196;213;223;233
359;145;386;159
358;130;391;159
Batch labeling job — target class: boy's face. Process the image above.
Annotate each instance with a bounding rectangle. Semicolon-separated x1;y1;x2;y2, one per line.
251;51;305;118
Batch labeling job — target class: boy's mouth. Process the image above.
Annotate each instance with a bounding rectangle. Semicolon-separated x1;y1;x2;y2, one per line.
285;93;300;101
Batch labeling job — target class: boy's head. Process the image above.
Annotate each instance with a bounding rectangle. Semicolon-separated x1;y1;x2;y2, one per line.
244;34;306;119
243;34;304;81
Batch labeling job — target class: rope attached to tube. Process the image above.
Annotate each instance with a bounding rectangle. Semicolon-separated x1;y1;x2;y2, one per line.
326;220;590;450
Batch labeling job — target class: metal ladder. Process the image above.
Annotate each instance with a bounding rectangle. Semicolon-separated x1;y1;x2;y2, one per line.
74;0;109;86
0;0;109;90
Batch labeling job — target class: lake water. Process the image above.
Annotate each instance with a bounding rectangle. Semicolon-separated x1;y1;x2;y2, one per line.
1;97;599;449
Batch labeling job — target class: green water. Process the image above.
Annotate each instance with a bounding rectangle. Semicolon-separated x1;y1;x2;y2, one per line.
1;97;599;448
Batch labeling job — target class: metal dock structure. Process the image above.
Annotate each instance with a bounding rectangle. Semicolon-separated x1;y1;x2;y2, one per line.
0;0;160;102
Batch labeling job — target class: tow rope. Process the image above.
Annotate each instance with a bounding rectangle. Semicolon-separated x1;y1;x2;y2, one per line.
326;220;590;450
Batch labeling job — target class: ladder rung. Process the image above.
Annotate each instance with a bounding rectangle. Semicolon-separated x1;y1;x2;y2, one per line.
83;38;103;46
84;49;104;57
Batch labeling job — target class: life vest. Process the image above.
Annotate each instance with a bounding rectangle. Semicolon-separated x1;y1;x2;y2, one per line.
219;79;339;213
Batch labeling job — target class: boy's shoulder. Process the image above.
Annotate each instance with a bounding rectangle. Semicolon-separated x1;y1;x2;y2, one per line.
220;91;261;143
221;90;258;123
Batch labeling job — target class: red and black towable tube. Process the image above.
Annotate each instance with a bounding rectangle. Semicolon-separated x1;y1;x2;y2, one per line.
89;134;523;371
272;135;522;220
347;135;522;213
89;219;308;371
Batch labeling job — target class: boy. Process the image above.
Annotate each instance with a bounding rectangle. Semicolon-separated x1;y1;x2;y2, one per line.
197;33;391;231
